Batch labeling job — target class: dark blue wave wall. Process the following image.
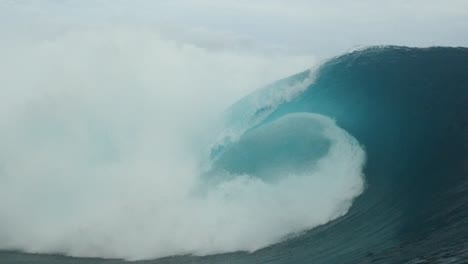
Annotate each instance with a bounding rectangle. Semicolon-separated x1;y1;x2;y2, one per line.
259;46;468;263
1;46;467;264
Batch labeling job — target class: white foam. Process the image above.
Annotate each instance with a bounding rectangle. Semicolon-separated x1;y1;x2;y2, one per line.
0;24;366;260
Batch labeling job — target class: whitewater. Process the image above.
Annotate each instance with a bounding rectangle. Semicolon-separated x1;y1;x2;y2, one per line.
0;27;366;260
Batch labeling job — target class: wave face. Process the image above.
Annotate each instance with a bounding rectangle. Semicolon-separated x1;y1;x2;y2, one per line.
1;46;468;264
247;46;468;263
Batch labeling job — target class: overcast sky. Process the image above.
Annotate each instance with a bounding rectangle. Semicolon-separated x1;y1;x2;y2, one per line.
2;0;468;58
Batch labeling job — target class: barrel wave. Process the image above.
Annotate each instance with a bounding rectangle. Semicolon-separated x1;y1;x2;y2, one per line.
1;46;468;263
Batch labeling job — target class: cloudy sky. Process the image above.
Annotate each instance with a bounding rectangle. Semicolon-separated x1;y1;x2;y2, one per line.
2;0;468;58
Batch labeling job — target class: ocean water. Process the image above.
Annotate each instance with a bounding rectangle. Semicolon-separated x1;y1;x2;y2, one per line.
1;46;467;263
